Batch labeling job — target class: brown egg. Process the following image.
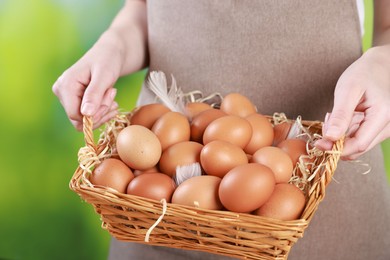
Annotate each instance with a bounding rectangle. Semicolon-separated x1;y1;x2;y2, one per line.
152;111;191;150
90;158;134;193
254;183;306;220
129;103;171;129
127;172;176;202
244;113;274;154
219;163;275;213
185;102;212;119
159;141;204;177
133;166;160;177
116;125;162;170
273;122;292;146
203;115;253;149
172;175;223;210
277;139;308;166
220;93;257;117
190;108;226;143
200;140;248;178
251;146;293;183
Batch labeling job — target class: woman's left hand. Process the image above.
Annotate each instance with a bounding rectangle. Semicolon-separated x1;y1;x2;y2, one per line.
315;45;390;160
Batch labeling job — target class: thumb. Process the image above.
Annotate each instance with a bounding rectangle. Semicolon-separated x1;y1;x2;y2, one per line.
324;83;364;141
81;70;117;117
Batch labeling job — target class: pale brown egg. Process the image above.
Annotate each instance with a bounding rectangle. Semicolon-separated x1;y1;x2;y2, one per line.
185;102;212;119
172;175;223;210
218;163;275;213
273;122;292;146
90;158;134;193
251;146;293;183
190;108;226;143
244;113;274;154
126;172;176;202
254;183;306;220
203;115;253;149
152;111;191;150
200;140;248;178
129;103;171;129
277;139;309;166
220;93;257;117
116;125;162;170
159;141;204;177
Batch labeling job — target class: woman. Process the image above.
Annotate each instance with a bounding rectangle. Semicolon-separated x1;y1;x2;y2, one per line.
53;0;390;259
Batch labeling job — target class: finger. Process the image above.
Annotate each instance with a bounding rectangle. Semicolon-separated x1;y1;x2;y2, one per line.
92;88;117;122
70;119;83;132
324;81;364;141
341;120;390;159
74;103;118;131
53;75;85;123
316;111;364;151
314;138;334;151
81;68;118;117
93;108;119;130
92;102;119;129
315;120;362;151
343;112;365;137
322;112;331;134
346;121;361;137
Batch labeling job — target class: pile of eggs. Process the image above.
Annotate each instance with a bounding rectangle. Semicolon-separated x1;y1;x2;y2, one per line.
90;93;311;221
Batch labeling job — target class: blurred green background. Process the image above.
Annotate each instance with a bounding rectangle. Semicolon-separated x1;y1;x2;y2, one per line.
0;0;388;259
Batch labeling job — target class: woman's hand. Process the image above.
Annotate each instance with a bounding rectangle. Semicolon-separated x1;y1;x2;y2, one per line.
52;32;123;131
315;46;390;160
52;0;147;131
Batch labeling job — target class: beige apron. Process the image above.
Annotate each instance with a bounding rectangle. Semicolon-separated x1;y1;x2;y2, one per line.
109;1;390;259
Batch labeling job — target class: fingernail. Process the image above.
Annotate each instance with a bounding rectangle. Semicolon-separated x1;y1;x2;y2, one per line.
110;88;117;99
92;106;108;122
314;139;333;151
325;113;331;123
323;113;331;134
81;102;96;116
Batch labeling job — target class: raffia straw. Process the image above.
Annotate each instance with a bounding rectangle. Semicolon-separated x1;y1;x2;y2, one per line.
183;90;204;103
184;90;224;108
145;199;168;243
198;92;224;108
100;113;130;145
285;116;346;197
348;160;371;175
272;112;288;125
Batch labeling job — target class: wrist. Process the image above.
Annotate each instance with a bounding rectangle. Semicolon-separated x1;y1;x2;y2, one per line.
96;29;127;69
365;44;390;63
363;45;390;75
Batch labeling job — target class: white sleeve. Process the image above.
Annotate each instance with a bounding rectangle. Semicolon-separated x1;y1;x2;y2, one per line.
356;0;365;37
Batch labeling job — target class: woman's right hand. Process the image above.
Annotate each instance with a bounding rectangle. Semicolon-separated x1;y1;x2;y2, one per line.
52;32;123;131
52;0;148;131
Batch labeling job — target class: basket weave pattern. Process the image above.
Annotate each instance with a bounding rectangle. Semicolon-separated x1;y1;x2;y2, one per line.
70;115;343;260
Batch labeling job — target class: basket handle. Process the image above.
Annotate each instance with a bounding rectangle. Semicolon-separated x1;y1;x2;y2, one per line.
82;116;97;152
78;116;110;174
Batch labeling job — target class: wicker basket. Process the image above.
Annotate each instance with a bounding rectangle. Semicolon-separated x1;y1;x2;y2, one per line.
70;113;343;260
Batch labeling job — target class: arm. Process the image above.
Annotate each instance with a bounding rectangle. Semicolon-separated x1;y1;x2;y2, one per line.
52;0;147;130
108;0;148;75
373;0;390;46
316;0;390;159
